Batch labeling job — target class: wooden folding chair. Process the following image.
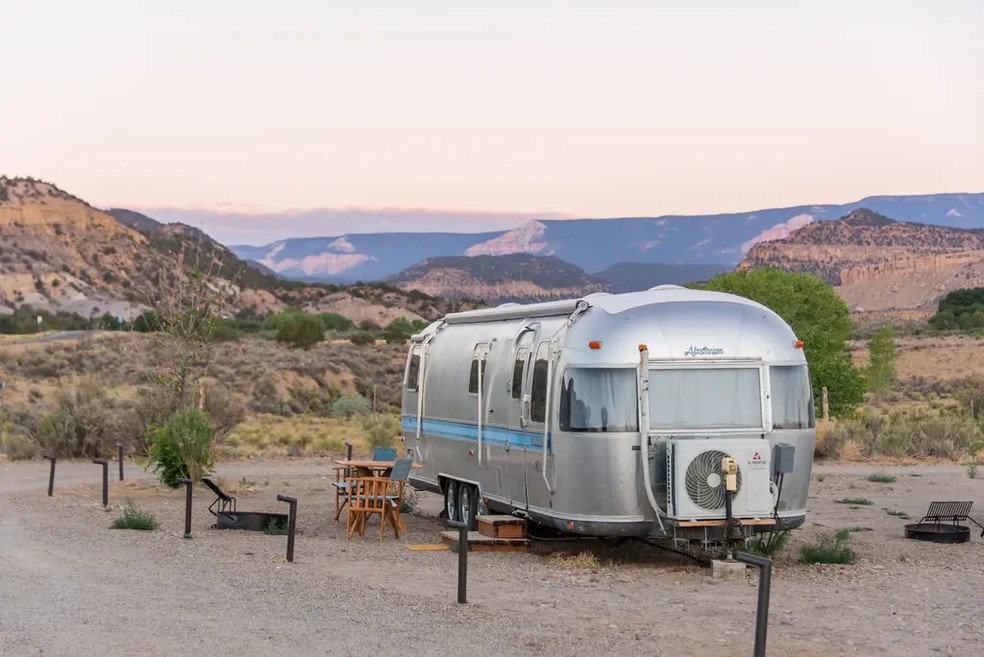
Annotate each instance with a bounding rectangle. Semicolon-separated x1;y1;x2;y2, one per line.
383;458;413;535
332;442;354;522
346;477;396;542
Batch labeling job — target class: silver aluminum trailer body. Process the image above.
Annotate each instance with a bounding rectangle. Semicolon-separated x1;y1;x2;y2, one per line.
401;286;815;539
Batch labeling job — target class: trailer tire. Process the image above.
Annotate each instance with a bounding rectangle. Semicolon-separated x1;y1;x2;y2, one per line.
457;483;478;530
444;480;459;523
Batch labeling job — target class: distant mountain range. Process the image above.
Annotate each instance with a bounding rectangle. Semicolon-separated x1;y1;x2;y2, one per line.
230;193;984;284
0;177;459;324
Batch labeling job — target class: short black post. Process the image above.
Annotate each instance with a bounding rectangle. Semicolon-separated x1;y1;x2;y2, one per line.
43;454;56;497
277;494;298;563
177;478;193;537
344;441;353;461
458;525;468;603
448;518;468;603
735;551;772;657
92;458;109;507
117;443;124;481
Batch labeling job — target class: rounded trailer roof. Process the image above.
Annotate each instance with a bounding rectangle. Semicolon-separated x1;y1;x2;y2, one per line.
582;285;770;315
568;286;804;364
417;286;805;364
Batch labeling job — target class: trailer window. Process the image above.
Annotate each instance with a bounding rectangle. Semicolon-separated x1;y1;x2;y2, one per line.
468;350;488;394
649;368;762;430
530;343;550;423
511;347;528;400
770;365;814;429
560;369;639;432
405;349;421;391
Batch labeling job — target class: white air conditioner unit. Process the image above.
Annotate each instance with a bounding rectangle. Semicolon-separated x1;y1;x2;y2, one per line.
665;438;773;521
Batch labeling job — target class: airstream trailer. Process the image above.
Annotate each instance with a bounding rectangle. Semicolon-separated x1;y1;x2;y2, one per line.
401;286;815;548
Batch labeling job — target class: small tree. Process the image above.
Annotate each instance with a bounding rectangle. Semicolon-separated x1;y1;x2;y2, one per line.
866;326;896;394
147;406;214;487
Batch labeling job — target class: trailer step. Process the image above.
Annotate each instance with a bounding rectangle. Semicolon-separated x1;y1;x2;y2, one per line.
440;530;529;553
475;514;527;539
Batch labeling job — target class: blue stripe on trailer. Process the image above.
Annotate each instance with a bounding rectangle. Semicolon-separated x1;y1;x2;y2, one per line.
401;415;551;451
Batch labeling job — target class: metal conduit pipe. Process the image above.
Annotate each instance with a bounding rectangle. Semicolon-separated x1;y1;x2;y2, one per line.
638;345;666;533
476;356;483;466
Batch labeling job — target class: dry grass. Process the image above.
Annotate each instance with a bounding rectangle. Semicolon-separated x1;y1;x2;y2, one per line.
550;551;602;570
852;334;984;382
220;413;402;459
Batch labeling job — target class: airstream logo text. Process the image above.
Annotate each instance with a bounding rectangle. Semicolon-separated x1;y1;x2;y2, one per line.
684;346;724;357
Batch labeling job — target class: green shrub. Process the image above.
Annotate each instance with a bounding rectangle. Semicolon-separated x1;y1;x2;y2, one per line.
866;471;896;483
800;532;857;565
400;489;419;515
276;313;325;349
112;500;159;530
746;530;790;558
263;517;288;535
836;497;872;506
147;406;215;487
320;312;352;332
329;395;371;419
363;414;400;449
349;330;375;346
1;434;39;460
36;377;117;457
815;422;851;459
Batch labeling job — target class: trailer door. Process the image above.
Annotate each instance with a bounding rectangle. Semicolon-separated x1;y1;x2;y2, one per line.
522;340;552;510
504;329;535;508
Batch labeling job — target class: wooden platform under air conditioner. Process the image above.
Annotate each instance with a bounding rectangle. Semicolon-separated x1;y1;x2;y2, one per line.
440;515;530;552
671;518;776;528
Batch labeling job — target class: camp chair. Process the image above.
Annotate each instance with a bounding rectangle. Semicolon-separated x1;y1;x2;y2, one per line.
346;477;393;541
332;442;354;522
345;459;413;541
383;458;414;535
917;501;984;537
372;446;397;461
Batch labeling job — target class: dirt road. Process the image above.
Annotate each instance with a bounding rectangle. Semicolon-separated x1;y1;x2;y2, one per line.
1;458;981;656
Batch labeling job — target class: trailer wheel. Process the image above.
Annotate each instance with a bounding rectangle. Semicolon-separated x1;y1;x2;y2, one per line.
457;483;478;530
444;480;459;523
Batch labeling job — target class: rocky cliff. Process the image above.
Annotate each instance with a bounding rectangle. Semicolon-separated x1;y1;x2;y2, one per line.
389;254;612;303
740;208;984;311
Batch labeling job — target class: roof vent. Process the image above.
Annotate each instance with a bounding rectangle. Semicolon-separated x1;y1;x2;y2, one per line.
648;284;685;292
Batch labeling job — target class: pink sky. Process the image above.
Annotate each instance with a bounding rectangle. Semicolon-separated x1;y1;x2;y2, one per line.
2;1;981;242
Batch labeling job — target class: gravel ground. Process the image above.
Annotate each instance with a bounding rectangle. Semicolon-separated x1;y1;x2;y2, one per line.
1;458;982;657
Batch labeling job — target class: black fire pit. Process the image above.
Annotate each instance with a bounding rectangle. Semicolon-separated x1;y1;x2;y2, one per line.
904;523;970;544
216;511;289;532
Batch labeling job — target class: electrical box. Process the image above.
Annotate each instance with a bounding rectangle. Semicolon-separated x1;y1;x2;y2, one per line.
773;443;795;474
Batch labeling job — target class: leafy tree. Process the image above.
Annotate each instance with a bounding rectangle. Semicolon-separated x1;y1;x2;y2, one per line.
700;267;864;416
865;326;896;394
382;317;428;343
320;312;352;332
276;313;325;349
930;287;984;332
